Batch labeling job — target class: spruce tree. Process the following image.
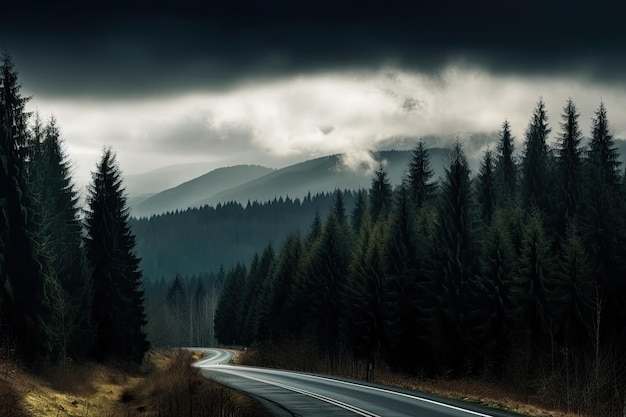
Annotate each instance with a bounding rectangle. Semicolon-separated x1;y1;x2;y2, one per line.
477;149;496;224
521;99;552;213
407;140;436;209
471;209;515;375
84;148;148;362
306;206;351;364
383;183;430;371
429;140;476;372
369;163;393;223
0;53;54;363
555;99;583;235
509;210;554;373
582;102;624;346
344;217;387;366
267;232;303;339
495;120;517;203
215;264;247;345
28;117;92;357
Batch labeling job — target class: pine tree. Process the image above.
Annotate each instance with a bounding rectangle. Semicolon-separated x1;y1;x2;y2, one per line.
369;163;393;223
582;102;624;346
84;148;148;362
306;207;351;364
429;140;476;372
165;275;186;346
0;53;55;363
351;189;367;232
494;120;517;203
267;232;303;339
551;225;592;375
28;117;92;358
215;264;247;345
383;183;430;371
407;141;436;209
509;210;554;373
471;209;515;375
477;149;496;224
555;99;583;235
343;217;387;365
521;99;552;213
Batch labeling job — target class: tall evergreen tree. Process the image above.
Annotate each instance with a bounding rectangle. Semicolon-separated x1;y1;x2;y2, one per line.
582;102;624;346
407;141;436;209
495;120;517;203
351;188;367;232
555;99;583;235
521;99;552;213
509;210;554;373
215;264;247;345
84;148;148;362
306;207;351;364
29;117;92;357
267;232;303;339
343;216;387;364
429;140;476;372
0;53;55;363
471;209;515;374
369;163;393;223
477;149;496;224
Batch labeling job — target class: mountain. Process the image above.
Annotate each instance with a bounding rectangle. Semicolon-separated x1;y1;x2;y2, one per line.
129;148;456;218
132;165;274;218
124;162;219;196
201;150;449;206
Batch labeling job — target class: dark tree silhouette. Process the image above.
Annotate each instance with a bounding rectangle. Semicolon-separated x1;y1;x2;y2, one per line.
84;148;148;362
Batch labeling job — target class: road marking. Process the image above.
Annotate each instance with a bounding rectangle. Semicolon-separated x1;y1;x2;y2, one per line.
201;363;496;417
275;372;495;417
208;367;383;417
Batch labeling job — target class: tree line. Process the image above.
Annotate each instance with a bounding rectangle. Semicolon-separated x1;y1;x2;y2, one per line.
131;191;359;279
215;98;626;415
0;55;148;365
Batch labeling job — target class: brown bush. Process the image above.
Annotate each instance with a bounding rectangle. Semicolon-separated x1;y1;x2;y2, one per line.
112;349;271;417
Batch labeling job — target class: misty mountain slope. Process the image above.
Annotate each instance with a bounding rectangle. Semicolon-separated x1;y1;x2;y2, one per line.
201;150;449;206
133;165;274;217
124;162;220;195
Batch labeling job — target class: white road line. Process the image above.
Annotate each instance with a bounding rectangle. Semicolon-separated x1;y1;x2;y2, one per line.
200;363;495;417
300;373;495;417
208;367;383;417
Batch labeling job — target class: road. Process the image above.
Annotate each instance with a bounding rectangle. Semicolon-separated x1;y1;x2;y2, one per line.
191;348;521;417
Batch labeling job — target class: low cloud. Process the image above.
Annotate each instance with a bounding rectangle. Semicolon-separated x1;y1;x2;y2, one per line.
28;65;626;189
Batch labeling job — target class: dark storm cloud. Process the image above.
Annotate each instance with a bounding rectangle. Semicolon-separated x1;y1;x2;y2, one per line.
2;1;625;98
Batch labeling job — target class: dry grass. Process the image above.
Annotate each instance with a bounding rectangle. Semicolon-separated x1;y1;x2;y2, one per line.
0;349;271;417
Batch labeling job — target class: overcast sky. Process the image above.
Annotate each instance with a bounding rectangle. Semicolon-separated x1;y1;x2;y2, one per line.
2;1;626;189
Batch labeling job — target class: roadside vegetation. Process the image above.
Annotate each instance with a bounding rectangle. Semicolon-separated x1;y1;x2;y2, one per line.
0;349;270;417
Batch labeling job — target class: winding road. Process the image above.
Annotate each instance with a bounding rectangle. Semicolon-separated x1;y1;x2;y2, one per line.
191;348;521;417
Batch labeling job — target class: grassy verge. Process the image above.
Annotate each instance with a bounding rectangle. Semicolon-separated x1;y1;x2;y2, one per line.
0;349;271;417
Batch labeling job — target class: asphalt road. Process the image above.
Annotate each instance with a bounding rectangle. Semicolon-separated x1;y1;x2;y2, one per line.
191;348;522;417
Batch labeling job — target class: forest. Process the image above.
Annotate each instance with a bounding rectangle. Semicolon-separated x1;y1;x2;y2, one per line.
212;99;626;415
0;54;148;365
2;50;626;415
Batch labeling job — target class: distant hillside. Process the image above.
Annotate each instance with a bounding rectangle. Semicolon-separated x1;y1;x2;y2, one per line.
132;165;274;218
131;149;453;217
204;151;407;206
124;162;218;195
